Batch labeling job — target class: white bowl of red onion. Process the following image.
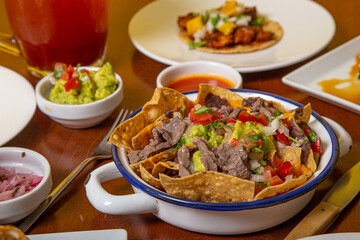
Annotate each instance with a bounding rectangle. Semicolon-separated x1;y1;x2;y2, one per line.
0;147;52;224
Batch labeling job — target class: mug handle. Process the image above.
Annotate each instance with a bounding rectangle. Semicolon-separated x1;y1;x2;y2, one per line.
85;162;158;215
0;33;21;56
322;116;352;158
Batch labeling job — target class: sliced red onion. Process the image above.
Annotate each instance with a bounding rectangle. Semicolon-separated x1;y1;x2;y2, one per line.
0;167;43;202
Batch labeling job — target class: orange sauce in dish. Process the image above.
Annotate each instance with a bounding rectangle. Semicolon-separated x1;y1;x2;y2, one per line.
317;53;360;105
166;74;235;92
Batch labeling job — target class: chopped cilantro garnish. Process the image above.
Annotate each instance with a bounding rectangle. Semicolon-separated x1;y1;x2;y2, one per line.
251;146;263;153
251;16;264;26
210;15;220;27
188;41;207;49
181;104;186;113
173;137;186;154
247;134;260;142
274;109;283;117
205;120;223;129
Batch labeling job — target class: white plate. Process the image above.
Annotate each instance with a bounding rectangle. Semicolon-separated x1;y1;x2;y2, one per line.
128;0;335;72
282;35;360;114
0;66;36;146
27;229;127;240
299;233;360;240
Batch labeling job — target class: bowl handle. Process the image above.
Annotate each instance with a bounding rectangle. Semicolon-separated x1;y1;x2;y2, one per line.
322;116;352;158
85;162;157;215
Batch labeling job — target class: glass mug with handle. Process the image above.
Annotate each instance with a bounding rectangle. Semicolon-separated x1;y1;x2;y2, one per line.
0;0;109;77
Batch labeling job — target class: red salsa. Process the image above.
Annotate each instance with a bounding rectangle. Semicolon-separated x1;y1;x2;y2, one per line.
166;74;235;92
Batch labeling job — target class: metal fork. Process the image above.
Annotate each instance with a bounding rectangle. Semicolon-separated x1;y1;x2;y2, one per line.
18;109;132;233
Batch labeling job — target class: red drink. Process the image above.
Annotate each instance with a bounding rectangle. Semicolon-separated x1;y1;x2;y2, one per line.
4;0;109;72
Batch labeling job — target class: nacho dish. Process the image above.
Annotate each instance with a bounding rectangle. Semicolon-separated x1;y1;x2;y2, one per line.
177;0;283;53
110;84;321;203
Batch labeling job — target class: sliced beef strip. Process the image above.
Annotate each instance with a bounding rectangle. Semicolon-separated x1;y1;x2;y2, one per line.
228;107;245;119
128;117;187;163
205;93;230;109
218;143;251;180
192;137;218;171
290;119;307;142
177;145;191;177
161;117;187;145
128;150;143;164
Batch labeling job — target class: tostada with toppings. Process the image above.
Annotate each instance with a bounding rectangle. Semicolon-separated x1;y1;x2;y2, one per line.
177;0;283;53
110;84;321;203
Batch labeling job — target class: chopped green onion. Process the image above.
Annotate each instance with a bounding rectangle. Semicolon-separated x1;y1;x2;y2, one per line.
194;106;218;117
251;16;264;26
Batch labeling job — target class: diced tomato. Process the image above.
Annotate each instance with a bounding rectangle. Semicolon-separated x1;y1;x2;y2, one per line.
64;77;81;92
226;117;237;125
264;165;277;177
189;108;223;125
281;119;292;129
66;64;74;78
311;136;322;154
60;71;70;81
302;127;311;135
238;111;257;122
267;175;284;186
243;131;262;148
256;112;269;126
54;62;67;72
276;161;293;179
255;182;266;195
275;131;292;145
270;155;283;169
229;138;239;147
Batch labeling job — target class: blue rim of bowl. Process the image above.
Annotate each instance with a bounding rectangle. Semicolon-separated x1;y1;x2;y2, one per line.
112;89;339;211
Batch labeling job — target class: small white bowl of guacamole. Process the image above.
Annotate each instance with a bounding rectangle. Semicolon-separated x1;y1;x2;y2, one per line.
35;63;123;129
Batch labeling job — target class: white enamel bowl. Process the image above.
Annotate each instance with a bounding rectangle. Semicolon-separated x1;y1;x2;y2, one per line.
0;147;52;224
35;67;123;129
156;60;242;90
85;89;349;235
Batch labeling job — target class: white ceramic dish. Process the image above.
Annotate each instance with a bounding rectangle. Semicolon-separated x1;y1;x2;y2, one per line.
35;66;124;129
85;89;348;235
156;60;242;90
282;35;360;114
0;66;36;146
128;0;335;72
27;229;127;240
298;233;360;240
0;147;52;224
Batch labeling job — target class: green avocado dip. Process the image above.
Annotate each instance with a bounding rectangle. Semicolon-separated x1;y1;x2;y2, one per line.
48;62;118;105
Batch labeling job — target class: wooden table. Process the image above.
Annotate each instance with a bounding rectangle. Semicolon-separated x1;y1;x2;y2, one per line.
0;0;359;239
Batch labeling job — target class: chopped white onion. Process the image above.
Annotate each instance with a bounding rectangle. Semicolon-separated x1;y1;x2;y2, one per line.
285;174;294;181
173;112;182;119
249;159;261;170
262;117;280;136
250;174;265;183
194;104;202;110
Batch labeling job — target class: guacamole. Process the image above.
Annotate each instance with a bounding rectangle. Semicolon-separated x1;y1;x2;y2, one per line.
48;62;117;105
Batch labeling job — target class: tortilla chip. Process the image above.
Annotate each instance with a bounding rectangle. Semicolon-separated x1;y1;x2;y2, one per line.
277;146;302;168
160;171;255;203
304;148;317;173
130;150;176;176
179;18;283;54
195;84;243;108
295;103;312;123
110;111;148;151
254;169;312;200
110;87;193;150
151;161;179;178
139;164;163;189
131;115;166;150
